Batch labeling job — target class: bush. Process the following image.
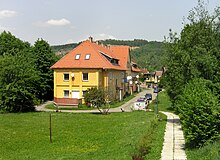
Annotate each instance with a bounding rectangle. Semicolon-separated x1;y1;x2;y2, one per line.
176;78;220;148
84;87;111;114
84;87;105;107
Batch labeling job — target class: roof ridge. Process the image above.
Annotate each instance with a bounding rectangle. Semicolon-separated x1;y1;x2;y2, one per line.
88;41;119;69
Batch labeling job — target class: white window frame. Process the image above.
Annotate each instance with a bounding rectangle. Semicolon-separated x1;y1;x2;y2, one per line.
82;73;89;81
64;90;69;98
85;54;91;60
63;73;69;81
75;54;80;60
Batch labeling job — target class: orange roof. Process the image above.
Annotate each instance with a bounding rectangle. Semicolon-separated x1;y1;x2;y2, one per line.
110;45;130;69
141;68;149;74
155;71;163;76
131;66;141;72
51;40;128;70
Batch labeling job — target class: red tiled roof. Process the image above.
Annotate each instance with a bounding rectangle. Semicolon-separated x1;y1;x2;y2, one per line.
110;45;130;69
155;71;163;76
51;40;128;70
141;68;149;74
131;66;141;72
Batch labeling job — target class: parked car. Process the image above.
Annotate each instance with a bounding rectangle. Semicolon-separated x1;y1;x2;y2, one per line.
145;93;152;100
153;87;162;93
134;97;148;110
137;96;147;103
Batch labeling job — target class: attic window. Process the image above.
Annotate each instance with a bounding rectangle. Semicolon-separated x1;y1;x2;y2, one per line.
75;54;80;60
85;54;90;60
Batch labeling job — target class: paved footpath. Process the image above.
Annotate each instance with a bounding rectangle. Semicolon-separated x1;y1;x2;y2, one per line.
161;112;187;160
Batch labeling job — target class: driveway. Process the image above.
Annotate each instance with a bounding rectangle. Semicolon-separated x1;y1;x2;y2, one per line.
35;88;156;113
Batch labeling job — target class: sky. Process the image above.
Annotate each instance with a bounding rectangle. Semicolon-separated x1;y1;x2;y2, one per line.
0;0;219;45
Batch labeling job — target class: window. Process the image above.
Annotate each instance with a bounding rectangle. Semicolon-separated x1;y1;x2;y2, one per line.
82;73;88;81
82;90;88;97
85;54;90;60
63;73;69;81
64;90;69;98
75;54;80;60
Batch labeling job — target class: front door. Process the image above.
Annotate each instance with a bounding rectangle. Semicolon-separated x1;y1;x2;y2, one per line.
72;90;80;99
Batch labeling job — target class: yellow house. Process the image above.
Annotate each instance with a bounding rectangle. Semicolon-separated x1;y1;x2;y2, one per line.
51;37;130;106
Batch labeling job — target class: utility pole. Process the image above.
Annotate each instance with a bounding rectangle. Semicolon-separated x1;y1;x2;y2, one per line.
156;76;158;116
49;113;52;143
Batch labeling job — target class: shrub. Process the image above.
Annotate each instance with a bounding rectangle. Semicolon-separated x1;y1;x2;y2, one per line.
84;87;112;114
176;78;220;148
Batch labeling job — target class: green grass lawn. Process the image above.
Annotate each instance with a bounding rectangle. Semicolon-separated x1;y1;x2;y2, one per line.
0;111;166;160
186;141;220;160
149;91;220;160
149;91;174;113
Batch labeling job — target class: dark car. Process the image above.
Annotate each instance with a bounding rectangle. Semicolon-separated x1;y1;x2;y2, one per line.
145;93;152;100
153;87;162;93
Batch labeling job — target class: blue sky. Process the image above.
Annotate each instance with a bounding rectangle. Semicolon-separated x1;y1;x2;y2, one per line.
0;0;219;45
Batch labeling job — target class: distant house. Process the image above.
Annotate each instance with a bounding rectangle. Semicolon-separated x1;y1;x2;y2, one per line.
142;69;163;88
130;61;141;92
51;37;140;106
154;70;163;83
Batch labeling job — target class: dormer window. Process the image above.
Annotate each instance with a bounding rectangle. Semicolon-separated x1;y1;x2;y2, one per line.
75;54;80;60
85;54;90;60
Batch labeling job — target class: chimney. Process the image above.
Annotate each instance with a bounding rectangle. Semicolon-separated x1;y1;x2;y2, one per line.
88;36;93;42
96;41;100;45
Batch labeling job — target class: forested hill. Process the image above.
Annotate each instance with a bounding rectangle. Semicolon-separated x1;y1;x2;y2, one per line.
130;41;165;72
99;39;149;47
52;39;166;71
100;39;165;71
51;43;78;56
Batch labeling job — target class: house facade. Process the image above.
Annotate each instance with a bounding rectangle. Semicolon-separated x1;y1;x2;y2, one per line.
51;37;132;106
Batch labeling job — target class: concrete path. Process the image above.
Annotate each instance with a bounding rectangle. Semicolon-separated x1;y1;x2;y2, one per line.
35;89;150;113
161;112;187;160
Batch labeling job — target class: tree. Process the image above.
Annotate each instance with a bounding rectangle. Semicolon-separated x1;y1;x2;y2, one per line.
0;52;40;112
32;39;58;101
84;87;112;114
176;79;220;148
0;31;30;56
163;0;220;106
163;0;220;148
0;32;58;112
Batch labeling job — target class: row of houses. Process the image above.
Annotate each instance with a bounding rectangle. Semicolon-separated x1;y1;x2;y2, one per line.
51;37;142;106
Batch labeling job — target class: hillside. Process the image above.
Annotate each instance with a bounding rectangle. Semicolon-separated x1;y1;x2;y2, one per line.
52;39;166;71
51;43;78;56
130;41;165;71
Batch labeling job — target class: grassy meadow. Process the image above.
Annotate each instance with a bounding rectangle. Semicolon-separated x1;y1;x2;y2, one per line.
0;111;166;160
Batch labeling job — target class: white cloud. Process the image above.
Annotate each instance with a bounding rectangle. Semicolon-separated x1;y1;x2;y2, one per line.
0;10;17;19
97;33;116;40
46;18;70;26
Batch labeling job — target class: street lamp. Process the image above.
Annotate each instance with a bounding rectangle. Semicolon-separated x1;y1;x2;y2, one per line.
136;75;140;92
129;80;133;95
156;76;158;116
127;76;133;95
